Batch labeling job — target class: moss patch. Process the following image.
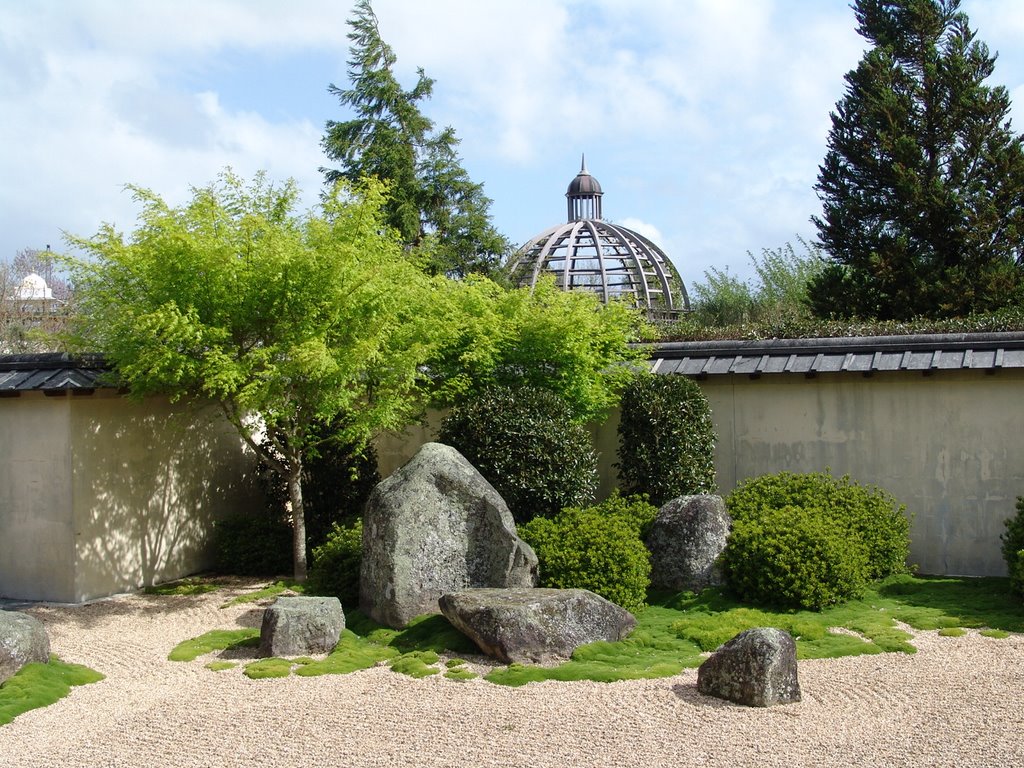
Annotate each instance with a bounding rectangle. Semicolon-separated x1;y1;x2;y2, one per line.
980;629;1010;639
390;651;441;679
243;657;313;679
205;661;238;672
295;630;399;676
0;657;105;726
445;668;478;681
168;629;260;662
938;627;968;637
220;580;304;608
144;576;220;596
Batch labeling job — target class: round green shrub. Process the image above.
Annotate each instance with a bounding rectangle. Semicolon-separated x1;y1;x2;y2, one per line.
519;494;656;613
1002;497;1024;597
439;385;598;523
726;471;910;580
617;373;716;506
305;518;363;608
722;505;871;610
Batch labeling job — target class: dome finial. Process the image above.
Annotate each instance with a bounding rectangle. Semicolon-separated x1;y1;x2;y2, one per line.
580;153;588;174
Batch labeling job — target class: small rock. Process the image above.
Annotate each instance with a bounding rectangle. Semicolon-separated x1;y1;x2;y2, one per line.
259;596;345;657
645;495;730;592
697;627;801;707
0;610;50;683
439;587;636;664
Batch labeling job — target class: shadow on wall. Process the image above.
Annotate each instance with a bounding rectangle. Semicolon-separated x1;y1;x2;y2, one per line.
70;397;264;601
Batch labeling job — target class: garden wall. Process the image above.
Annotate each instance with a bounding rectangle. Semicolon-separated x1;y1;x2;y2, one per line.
0;391;263;602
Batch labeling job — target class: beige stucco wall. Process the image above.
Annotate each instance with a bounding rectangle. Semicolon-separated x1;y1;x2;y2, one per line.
692;369;1023;577
1;392;263;602
370;369;1022;578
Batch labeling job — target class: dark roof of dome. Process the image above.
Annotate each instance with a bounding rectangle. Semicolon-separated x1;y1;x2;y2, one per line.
566;157;602;196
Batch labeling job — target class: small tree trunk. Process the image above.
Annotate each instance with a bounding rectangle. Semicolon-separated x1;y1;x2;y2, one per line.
287;462;308;582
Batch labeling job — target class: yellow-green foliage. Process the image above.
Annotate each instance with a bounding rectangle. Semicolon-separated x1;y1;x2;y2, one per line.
520;494;656;613
306;519;363;608
168;629;260;661
1002;498;1024;598
0;657;104;726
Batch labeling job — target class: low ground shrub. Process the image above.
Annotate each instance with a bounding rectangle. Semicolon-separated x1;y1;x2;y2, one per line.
617;373;716;505
1002;497;1024;597
305;518;363;608
439;385;597;523
721;471;910;609
519;494;656;612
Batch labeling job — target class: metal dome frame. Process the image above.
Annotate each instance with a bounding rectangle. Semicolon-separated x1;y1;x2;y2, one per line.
506;158;690;317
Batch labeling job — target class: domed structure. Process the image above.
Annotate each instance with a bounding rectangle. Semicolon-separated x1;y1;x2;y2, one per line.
506;158;689;318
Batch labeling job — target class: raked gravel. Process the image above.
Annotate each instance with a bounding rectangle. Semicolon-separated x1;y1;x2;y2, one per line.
1;578;1022;767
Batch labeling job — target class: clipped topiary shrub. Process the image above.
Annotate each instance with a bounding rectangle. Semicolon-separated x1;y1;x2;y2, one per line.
726;471;910;580
439;384;598;523
723;505;870;610
720;471;910;610
617;373;716;506
519;493;656;613
305;518;363;608
1002;497;1024;597
212;514;292;577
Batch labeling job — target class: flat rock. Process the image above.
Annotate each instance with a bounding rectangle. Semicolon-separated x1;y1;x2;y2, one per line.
0;610;50;683
259;596;345;657
439;587;637;664
697;627;801;707
645;495;730;592
360;443;538;629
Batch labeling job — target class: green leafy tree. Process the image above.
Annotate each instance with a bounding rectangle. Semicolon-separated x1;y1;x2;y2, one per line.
322;0;509;278
429;276;649;423
63;172;444;581
810;0;1024;320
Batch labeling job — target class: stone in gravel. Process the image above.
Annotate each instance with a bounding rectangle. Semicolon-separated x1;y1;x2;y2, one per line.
644;495;730;592
697;627;801;707
438;587;637;664
0;609;50;683
360;443;539;629
259;596;345;657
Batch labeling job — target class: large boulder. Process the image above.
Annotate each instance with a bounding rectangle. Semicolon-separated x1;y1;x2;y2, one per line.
0;610;50;683
360;443;538;629
697;627;802;707
439;588;636;664
259;596;345;657
645;495;730;592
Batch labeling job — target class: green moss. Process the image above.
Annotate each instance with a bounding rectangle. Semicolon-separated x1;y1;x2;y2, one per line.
980;629;1011;639
445;658;468;669
244;658;297;679
445;668;477;681
205;661;237;672
938;627;967;637
0;657;105;726
390;651;441;678
295;630;399;676
144;576;220;596
168;629;260;662
220;580;304;608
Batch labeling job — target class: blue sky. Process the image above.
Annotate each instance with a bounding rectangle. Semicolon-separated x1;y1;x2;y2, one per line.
2;0;1023;288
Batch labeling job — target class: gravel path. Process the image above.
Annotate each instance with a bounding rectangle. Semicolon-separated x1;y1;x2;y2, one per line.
1;579;1022;767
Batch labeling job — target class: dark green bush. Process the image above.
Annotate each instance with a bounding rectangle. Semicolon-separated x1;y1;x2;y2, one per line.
617;373;716;506
212;514;292;577
305;518;363;608
519;493;656;613
723;505;871;610
1002;497;1024;597
726;471;910;580
439;385;597;523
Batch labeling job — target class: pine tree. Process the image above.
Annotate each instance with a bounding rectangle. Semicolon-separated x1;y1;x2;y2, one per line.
321;0;509;278
809;0;1024;320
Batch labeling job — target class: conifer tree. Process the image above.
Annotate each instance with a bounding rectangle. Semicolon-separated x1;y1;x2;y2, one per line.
809;0;1024;319
322;0;509;278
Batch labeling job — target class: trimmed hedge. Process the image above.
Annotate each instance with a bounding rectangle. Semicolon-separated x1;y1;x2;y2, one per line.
721;471;910;610
439;385;597;523
519;493;656;613
1002;497;1024;597
617;373;716;505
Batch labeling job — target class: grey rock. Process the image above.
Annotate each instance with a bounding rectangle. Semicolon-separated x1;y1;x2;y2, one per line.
360;443;539;629
697;627;802;707
645;495;730;592
0;610;50;683
259;596;345;657
438;587;636;664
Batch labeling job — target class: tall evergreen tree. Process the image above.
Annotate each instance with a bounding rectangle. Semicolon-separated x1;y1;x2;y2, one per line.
322;0;509;278
809;0;1024;320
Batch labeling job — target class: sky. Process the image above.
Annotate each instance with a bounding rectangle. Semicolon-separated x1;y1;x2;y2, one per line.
2;0;1024;289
